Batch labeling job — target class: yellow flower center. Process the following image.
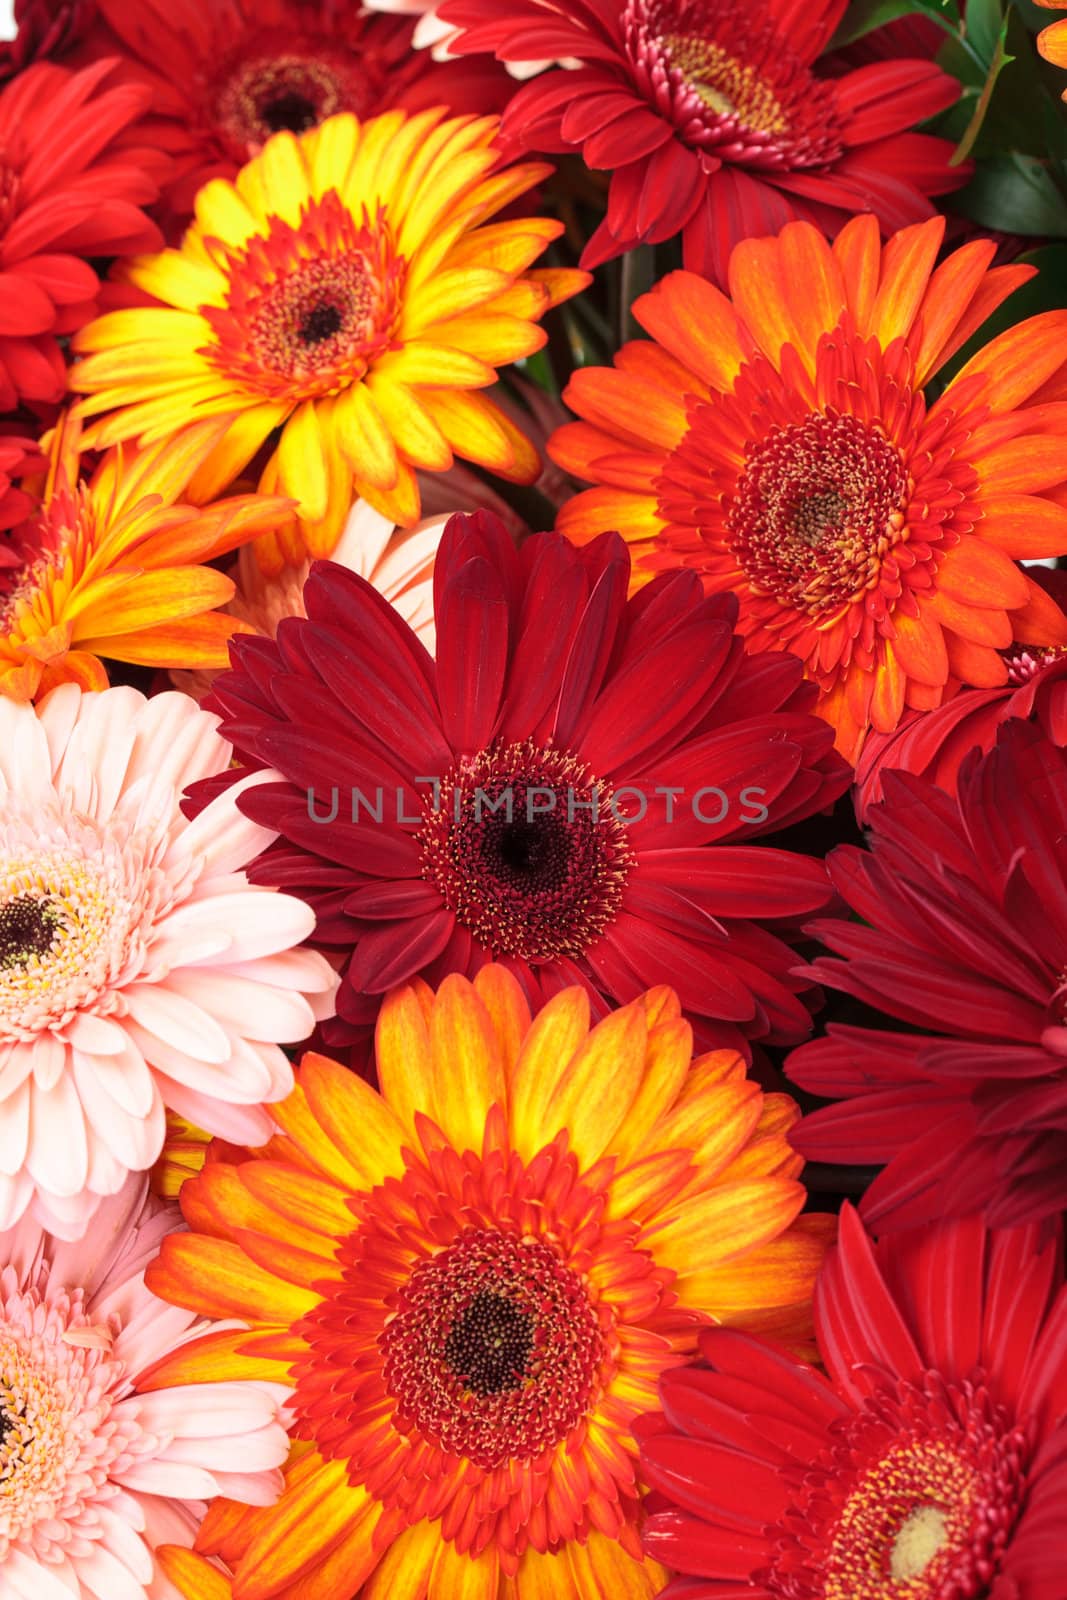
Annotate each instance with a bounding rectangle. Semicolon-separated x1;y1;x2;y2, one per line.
664;32;789;134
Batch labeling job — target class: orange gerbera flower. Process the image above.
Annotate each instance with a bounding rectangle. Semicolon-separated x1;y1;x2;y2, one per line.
551;215;1067;760
144;967;830;1600
70;109;587;559
0;417;289;699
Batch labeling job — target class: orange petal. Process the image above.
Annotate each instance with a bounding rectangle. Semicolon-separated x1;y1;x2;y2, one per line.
147;1234;318;1324
934;537;1029;608
509;986;592;1160
833;213;881;333
949;310;1067;413
868;217;944;349
1010;573;1067;645
428;973;506;1152
645;1177;805;1271
886;606;949;687
633;269;748;393
973;435;1067;496
974;494;1067;558
869;644;907;734
944;632;1009;687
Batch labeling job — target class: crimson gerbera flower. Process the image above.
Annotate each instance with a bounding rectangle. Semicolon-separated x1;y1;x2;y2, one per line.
435;0;967;282
190;510;849;1058
0;57;161;411
90;0;509;222
637;1203;1067;1599
788;720;1067;1230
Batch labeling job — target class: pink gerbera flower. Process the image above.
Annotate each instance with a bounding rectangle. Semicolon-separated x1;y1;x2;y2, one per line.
0;1172;289;1600
0;684;337;1239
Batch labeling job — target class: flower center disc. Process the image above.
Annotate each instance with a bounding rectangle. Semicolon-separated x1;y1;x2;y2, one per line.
203;194;403;403
379;1228;605;1470
210;35;383;160
726;411;910;619
663;32;788;133
417;740;635;963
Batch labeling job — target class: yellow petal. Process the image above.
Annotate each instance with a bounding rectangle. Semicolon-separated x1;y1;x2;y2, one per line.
276;401;329;522
509;987;591;1160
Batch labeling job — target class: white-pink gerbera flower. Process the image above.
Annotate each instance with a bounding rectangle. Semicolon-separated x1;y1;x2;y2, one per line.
0;684;338;1238
0;1173;288;1600
170;503;447;701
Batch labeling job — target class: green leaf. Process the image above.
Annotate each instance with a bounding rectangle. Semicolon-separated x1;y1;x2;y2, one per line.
951;153;1067;234
951;18;1014;161
964;0;1006;63
830;0;960;48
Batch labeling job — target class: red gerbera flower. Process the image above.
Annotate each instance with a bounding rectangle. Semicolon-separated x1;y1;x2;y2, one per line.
435;0;967;282
91;0;510;222
788;721;1067;1230
189;510;849;1058
0;58;162;411
637;1204;1067;1599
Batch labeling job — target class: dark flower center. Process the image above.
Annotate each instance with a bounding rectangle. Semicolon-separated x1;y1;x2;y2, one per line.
417;740;636;964
260;86;320;134
727;411;909;618
204;194;403;401
297;302;344;345
378;1228;605;1469
442;1290;535;1398
0;895;61;969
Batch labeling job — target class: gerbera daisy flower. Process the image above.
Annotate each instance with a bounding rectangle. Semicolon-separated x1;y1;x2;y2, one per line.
0;683;337;1239
0;416;295;701
788;720;1067;1230
171;499;447;700
638;1203;1067;1599
90;0;511;222
145;966;832;1599
70;110;588;558
551;216;1067;760
190;509;848;1058
0;57;162;412
435;0;966;282
0;1171;289;1600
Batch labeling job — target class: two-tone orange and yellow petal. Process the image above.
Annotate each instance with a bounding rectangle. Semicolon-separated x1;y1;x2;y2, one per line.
146;966;828;1600
550;215;1067;762
0;414;292;700
70;109;589;560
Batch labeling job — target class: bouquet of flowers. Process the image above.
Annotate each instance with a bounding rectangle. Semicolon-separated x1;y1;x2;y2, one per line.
0;0;1066;1595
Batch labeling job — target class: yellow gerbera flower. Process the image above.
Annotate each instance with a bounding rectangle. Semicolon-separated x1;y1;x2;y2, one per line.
70;109;589;559
0;417;289;700
144;967;831;1600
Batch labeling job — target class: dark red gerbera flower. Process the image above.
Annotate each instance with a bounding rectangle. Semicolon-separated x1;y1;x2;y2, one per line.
189;510;849;1057
0;58;162;411
435;0;968;283
91;0;511;223
637;1204;1067;1599
789;721;1067;1229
